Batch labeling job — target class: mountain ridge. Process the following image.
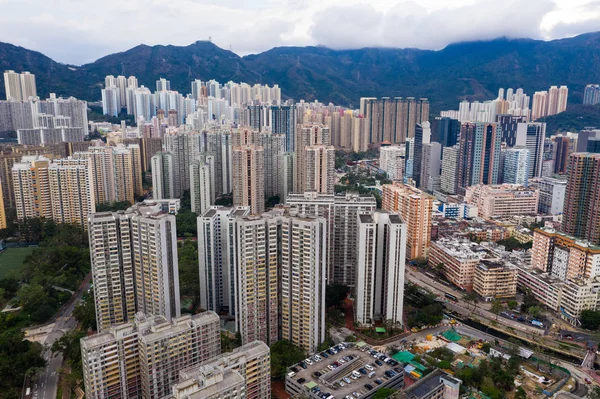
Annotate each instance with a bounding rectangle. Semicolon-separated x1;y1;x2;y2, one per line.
1;33;600;111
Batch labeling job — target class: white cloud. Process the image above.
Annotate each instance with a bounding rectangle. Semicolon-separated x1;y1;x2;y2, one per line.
0;0;597;64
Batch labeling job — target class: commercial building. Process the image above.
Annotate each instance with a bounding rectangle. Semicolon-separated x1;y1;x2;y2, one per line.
515;122;545;178
562;153;600;244
420;142;442;193
379;145;405;181
473;261;518;301
356;212;407;326
457;122;502;194
360;97;429;144
428;238;494;289
382;183;433;259
81;312;220;399
433;117;460;148
502;147;529;186
538;175;567;215
174;341;270;399
88;203;181;332
464;184;539;219
440;145;459;195
285;192;377;286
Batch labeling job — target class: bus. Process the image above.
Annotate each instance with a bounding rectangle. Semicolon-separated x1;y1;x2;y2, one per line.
445;293;458;302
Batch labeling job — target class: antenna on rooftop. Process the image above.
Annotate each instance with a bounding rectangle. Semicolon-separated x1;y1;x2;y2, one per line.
209;36;212;43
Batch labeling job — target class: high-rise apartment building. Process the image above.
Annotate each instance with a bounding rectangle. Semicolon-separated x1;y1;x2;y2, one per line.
382;183;433;259
584;84;600;105
12;156;52;220
280;213;327;352
271;105;296;152
156;77;171;92
531;91;548;120
190;155;215;215
473;261;518;301
260;132;286;199
379;145;405;181
551;134;577;174
151;152;175;200
562;153;600;244
285;192;377;286
502;147;529;186
440;145;460;195
515;122;545;178
360;97;429;144
304;145;335;194
19;72;37;100
81;312;220;399
457;122;502;194
232;137;265;214
88;203;181;332
198;206;250;316
355;211;407;326
294;124;331;193
4;70;36;101
163;130;203;198
538;175;567;215
412;122;431;188
101;86;120;117
204;127;233;196
173;341;271;399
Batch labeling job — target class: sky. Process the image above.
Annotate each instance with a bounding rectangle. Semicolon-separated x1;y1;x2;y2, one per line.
0;0;599;65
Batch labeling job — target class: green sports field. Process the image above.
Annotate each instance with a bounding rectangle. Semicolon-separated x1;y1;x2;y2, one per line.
0;247;36;278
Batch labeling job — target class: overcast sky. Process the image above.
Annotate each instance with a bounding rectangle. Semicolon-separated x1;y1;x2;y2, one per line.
1;0;599;65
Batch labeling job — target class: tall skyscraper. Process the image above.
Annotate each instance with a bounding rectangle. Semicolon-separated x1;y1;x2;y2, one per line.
552;134;577;174
156;77;171;92
355;211;407;326
271;105;296;152
420;142;442;193
280;213;327;352
433;117;460;148
232;129;265;215
360;97;429;144
88;203;181;332
382;183;433;259
440;145;460;195
457;122;502;194
0;178;5;229
19;72;37;100
412;122;431;188
304;145;335;194
190;155;215;215
3;70;36;101
497;114;527;147
260;132;286;199
562;153;600;244
164;130;203;198
205;127;233;196
81;312;220;399
531;91;548;120
285;192;377;286
503;147;530;186
151;152;175;200
516;122;546;179
294;124;331;193
101;87;120;117
584;84;600;105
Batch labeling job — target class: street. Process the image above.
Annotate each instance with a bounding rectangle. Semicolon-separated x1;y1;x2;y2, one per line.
30;273;91;399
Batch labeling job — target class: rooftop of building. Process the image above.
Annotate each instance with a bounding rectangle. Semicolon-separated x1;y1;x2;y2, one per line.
431;237;492;260
536;227;600;251
477;260;516;272
183;367;245;399
399;369;451;399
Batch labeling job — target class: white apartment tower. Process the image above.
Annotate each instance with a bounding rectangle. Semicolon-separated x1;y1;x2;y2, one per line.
380;145;405;181
4;70;36;101
151;152;175;200
190;155;215;215
356;212;407;326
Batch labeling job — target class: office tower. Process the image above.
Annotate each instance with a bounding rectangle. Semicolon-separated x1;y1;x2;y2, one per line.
360;97;429;144
198;206;250;316
19;72;37;100
101;87;120;117
304;145;335;194
4;70;22;100
89;203;181;332
497;114;527;146
516;122;545;178
174;341;270;399
356;211;407;326
382;183;433;259
420;142;442;193
156;77;171;92
294;124;330;193
503;147;530;186
280;213;327;352
81;312;220;399
271;105;296;151
562;153;600;244
584;84;600;105
151;152;175;200
261;132;286;199
379;145;405;181
440;145;460;195
412;122;430;188
457;122;502;194
190;156;215;215
434;116;460;147
232;211;280;345
538;175;567;215
0;178;5;229
47;158;95;226
205;127;233;196
232;135;265;214
286;192;377;286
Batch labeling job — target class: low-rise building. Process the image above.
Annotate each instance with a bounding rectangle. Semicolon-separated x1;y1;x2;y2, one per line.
473;261;518;301
464;184;539;219
391;369;461;399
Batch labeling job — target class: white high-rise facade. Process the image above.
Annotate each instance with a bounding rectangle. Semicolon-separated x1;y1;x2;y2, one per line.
4;70;36;101
190;155;215;215
379;145;405;181
503;147;530;186
151;152;175;200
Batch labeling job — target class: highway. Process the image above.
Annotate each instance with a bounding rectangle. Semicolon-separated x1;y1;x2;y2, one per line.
30;273;91;399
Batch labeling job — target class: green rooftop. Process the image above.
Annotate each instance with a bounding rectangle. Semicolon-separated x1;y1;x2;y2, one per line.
442;329;462;342
376;327;386;333
305;381;317;389
392;351;415;363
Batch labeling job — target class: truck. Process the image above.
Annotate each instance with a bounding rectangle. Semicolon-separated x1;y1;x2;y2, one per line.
531;320;544;328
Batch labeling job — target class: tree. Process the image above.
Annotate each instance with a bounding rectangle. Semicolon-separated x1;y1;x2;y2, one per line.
51;330;87;380
95;201;131;212
0;331;46;397
74;291;97;331
580;310;600;330
270;340;306;380
527;305;542;319
588;386;600;399
372;388;396;398
490;300;504;320
463;292;479;313
178;240;200;303
325;283;349;309
507;300;518;310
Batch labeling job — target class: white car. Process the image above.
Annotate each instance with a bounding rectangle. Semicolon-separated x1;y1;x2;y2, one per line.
365;364;374;371
305;358;313;365
328;365;335;370
314;355;322;362
338;358;346;364
339;381;345;387
353;392;362;398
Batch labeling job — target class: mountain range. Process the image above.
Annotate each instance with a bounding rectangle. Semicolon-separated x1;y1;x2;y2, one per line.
2;32;600;111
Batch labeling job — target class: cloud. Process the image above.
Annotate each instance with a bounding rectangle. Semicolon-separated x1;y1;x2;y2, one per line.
0;0;598;64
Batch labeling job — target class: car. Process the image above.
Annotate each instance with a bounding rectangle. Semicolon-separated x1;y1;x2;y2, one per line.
352;392;362;398
343;377;352;384
394;367;403;373
385;370;396;378
339;381;345;387
305;359;314;365
321;352;329;358
389;360;398;366
314;371;322;377
297;378;306;383
327;349;335;355
347;354;354;360
338;358;346;364
331;348;338;354
291;366;299;372
334;361;341;367
359;368;367;374
299;362;307;369
345;396;354;399
379;355;387;361
288;371;296;378
364;383;373;390
336;345;344;351
365;364;374;371
352;371;361;378
314;355;322;362
375;360;383;366
328;365;335;370
374;379;383;385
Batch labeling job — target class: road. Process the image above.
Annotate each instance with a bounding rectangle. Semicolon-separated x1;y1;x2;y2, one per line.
30;273;91;399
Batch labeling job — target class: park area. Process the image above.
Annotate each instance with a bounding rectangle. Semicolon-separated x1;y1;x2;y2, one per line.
0;247;36;278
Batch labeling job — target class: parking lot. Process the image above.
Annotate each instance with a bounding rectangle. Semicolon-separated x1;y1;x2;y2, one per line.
285;343;404;399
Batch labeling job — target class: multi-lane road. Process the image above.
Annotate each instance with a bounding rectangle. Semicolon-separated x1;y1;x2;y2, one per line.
29;273;91;399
